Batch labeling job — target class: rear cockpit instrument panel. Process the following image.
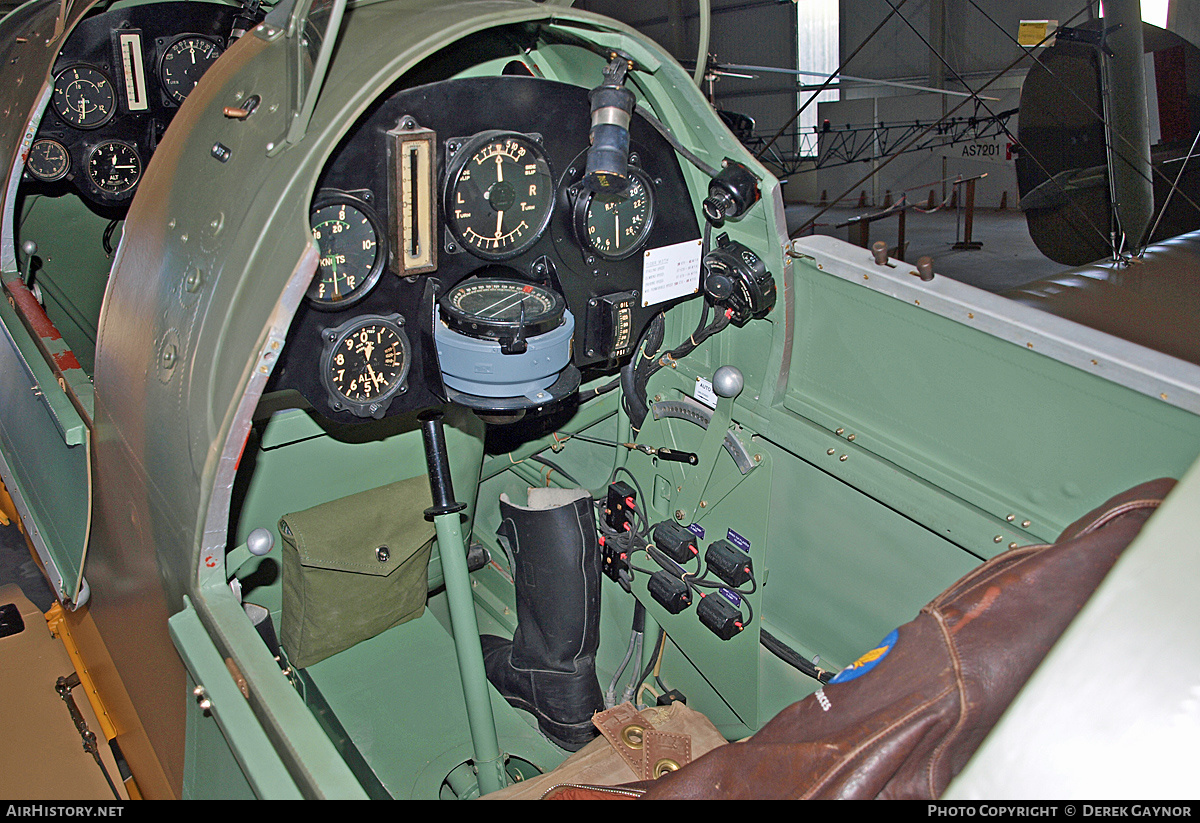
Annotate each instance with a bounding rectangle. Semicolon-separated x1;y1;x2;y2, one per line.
22;2;240;205
269;75;704;423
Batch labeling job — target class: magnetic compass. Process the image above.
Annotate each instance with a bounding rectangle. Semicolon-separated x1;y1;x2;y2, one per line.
439;277;566;350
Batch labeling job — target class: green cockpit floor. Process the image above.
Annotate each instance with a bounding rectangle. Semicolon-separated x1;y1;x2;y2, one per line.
297;593;567;799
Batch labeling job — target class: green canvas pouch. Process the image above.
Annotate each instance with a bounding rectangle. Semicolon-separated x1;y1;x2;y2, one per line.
278;475;435;669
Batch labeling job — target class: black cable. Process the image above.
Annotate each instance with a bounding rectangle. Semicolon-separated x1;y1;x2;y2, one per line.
102;219;120;257
632;627;666;700
635;103;721;179
528;455;580;486
761;628;831;684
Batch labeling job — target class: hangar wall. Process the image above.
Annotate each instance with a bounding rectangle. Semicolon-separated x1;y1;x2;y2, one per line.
573;1;1092;210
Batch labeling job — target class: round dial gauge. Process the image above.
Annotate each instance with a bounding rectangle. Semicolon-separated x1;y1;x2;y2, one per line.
440;277;566;344
52;65;116;129
159;36;223;104
444;132;554;260
575;168;655;261
307;195;386;309
27;138;71;182
320;314;411;418
86;141;141;196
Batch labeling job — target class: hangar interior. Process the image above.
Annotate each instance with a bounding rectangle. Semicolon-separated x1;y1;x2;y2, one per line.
1;0;1198;800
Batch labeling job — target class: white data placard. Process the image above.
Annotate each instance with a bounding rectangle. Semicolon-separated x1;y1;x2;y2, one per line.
641;238;702;307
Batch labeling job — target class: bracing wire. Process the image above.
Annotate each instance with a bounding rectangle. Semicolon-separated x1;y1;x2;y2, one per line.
961;0;1200;252
791;0;1097;240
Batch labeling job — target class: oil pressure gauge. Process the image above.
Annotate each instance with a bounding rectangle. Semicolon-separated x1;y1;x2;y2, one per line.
319;313;411;419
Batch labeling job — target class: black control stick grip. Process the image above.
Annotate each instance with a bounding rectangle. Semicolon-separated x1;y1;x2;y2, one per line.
419;410;467;519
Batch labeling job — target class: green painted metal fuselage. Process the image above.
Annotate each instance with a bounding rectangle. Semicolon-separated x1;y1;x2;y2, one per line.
1;0;1198;799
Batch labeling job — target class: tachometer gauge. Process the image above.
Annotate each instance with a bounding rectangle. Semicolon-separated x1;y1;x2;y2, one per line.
320;314;411;419
26;138;71;182
443;131;554;260
307;194;386;310
52;65;116;129
440;277;566;347
158;35;223;105
86;141;141;196
574;167;655;261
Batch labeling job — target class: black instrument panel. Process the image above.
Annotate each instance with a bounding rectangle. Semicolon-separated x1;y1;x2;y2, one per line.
23;2;242;205
269;75;704;423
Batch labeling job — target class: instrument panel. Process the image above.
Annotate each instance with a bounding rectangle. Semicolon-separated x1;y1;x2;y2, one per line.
268;75;704;422
22;2;241;206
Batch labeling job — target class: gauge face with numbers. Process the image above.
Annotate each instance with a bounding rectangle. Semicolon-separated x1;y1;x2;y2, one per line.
86;141;141;196
52;65;116;129
443;131;554;260
159;35;224;104
440;277;565;343
307;195;386;310
320;314;411;418
574;167;655;261
27;138;71;182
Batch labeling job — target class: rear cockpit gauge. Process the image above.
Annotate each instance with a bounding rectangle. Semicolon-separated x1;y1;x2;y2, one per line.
26;138;71;182
440;277;566;351
307;194;386;310
52;65;116;129
443;131;554;260
86;141;141;196
573;166;655;261
158;35;224;105
320;314;412;419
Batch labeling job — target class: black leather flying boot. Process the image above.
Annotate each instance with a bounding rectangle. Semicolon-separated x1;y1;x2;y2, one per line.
480;487;604;750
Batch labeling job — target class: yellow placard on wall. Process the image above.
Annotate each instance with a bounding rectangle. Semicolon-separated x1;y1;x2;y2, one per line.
1018;20;1058;47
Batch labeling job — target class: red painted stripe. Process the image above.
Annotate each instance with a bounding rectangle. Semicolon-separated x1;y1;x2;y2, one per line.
52;350;82;372
5;280;62;341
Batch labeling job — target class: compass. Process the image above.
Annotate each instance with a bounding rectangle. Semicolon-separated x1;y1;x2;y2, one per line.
440;277;565;352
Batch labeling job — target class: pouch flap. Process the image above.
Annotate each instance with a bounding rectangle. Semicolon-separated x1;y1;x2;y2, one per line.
278;475;435;576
